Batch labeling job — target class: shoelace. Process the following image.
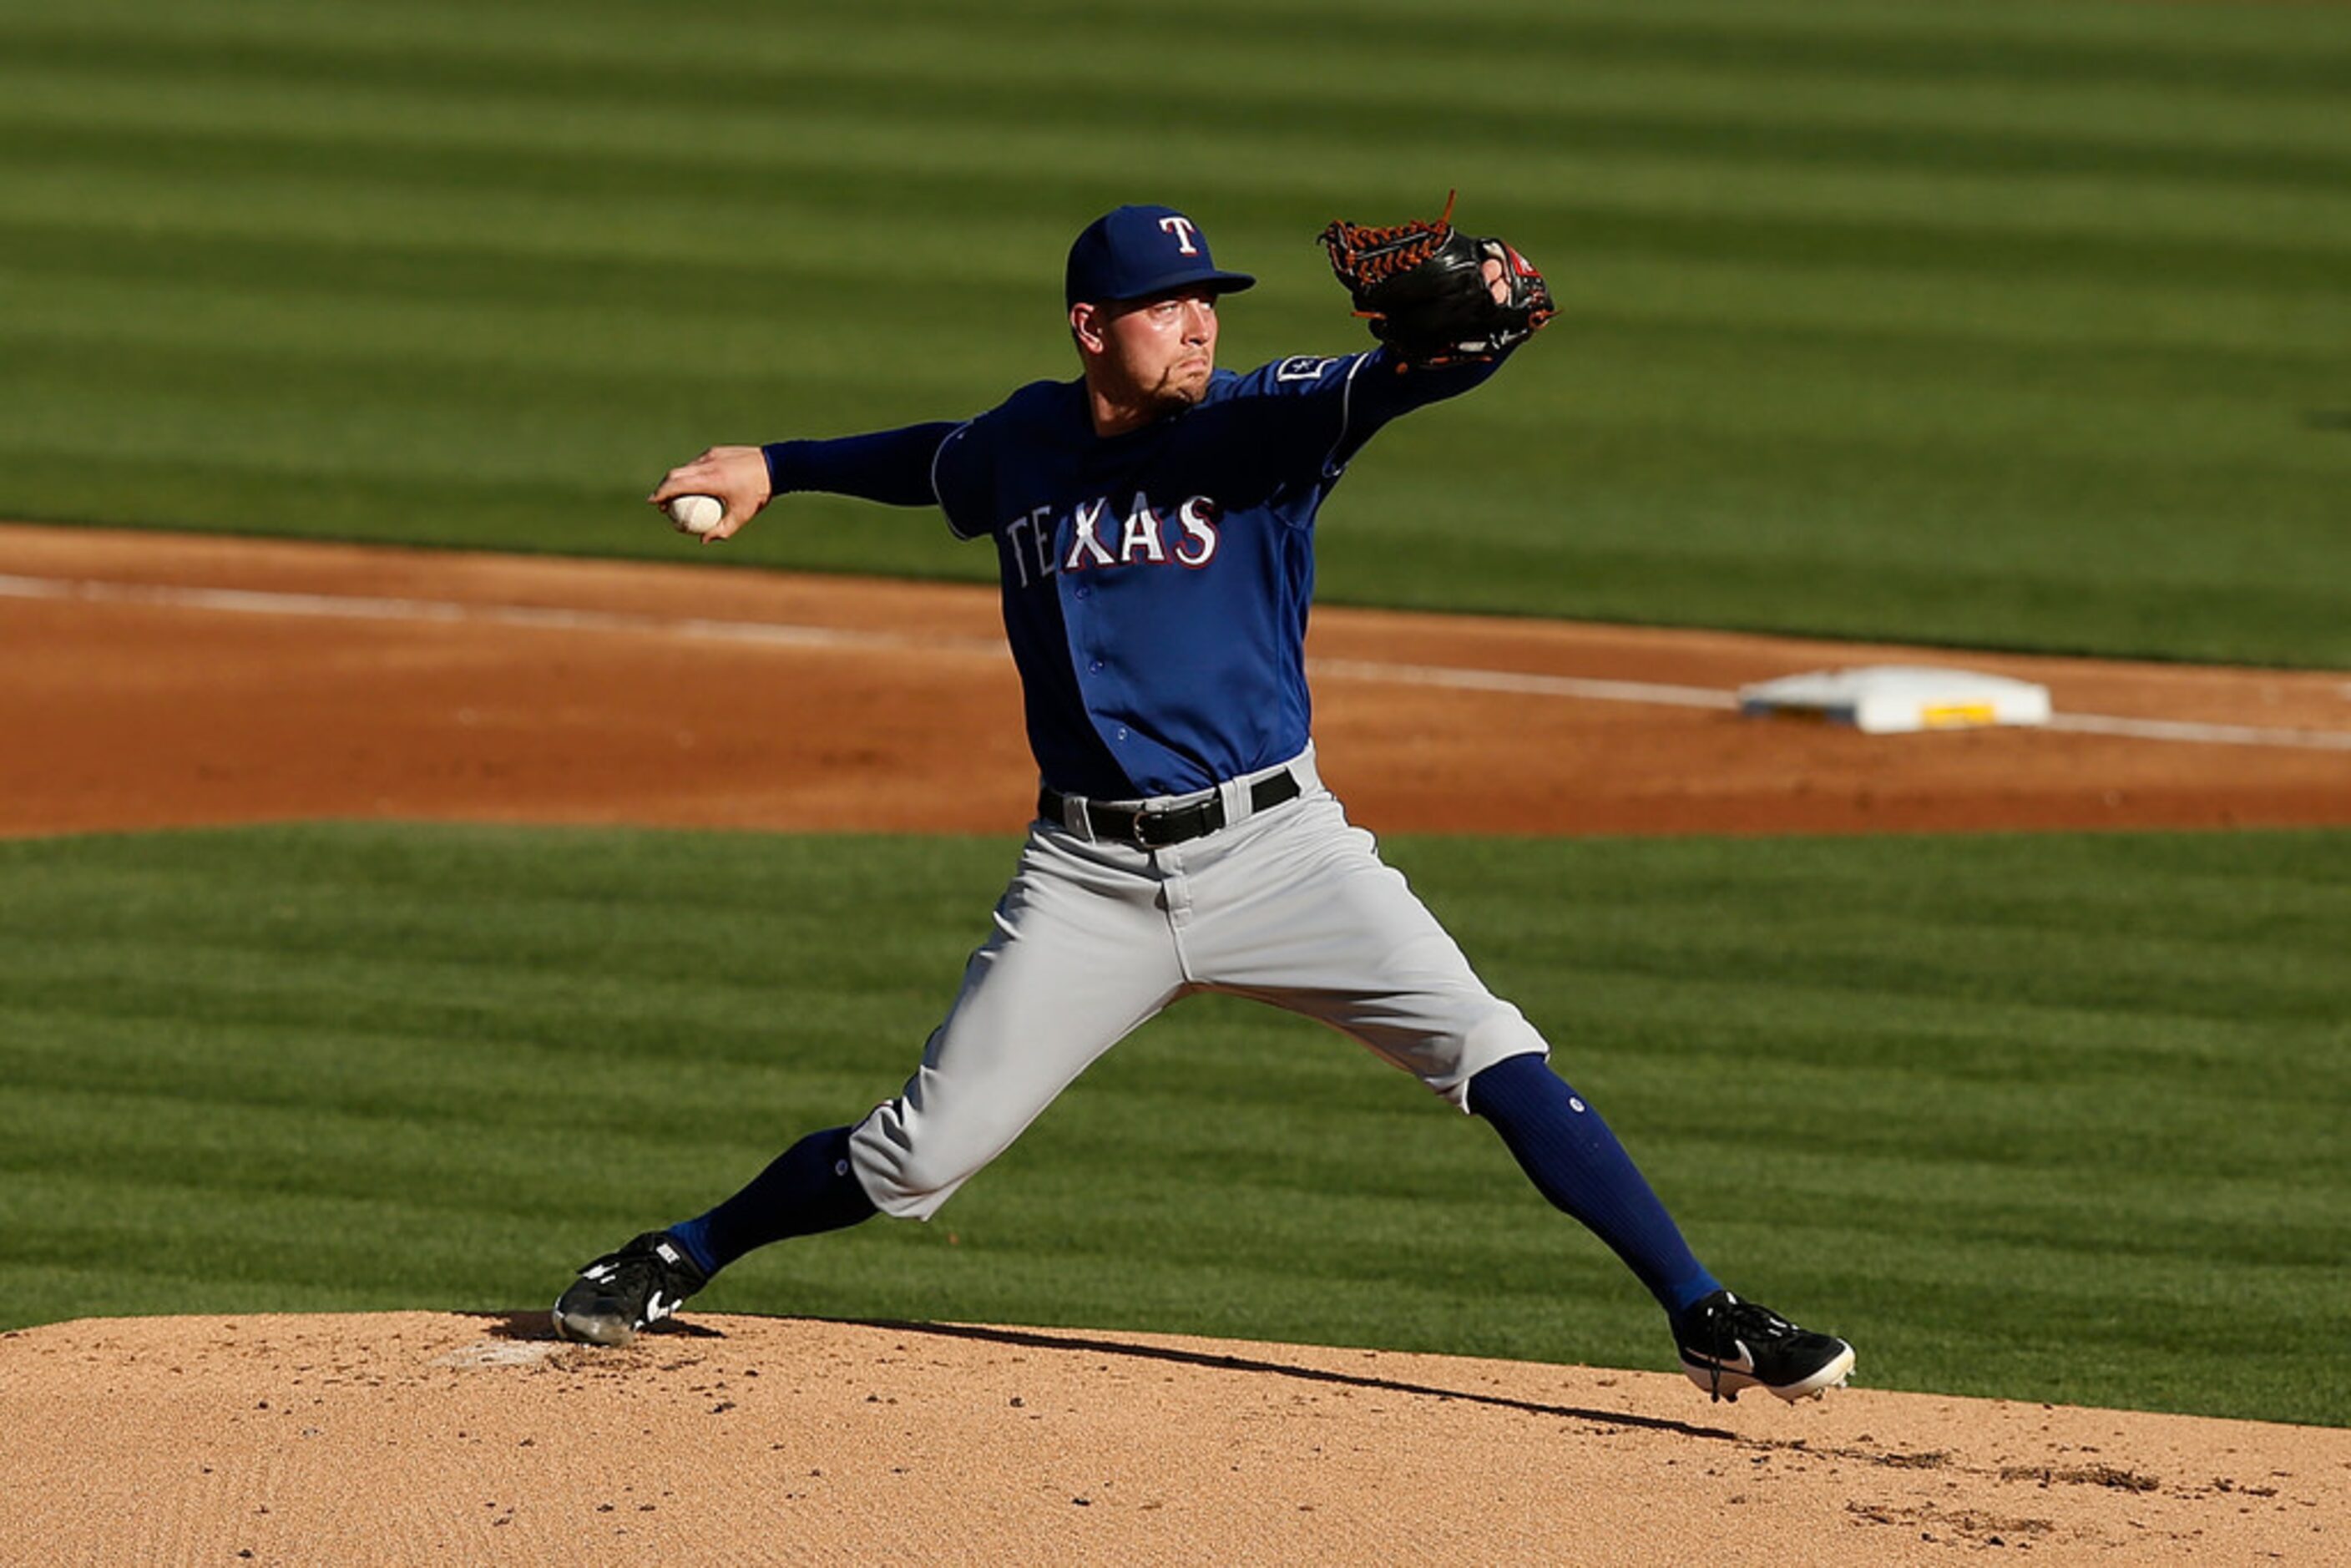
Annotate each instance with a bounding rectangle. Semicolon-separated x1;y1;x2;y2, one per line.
1687;1294;1796;1402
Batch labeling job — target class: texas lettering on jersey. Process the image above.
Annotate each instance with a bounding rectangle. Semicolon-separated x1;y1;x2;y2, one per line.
1003;492;1221;588
923;352;1513;797
760;348;1507;797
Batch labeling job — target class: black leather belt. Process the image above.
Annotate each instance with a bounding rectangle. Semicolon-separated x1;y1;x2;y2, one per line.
1039;768;1302;848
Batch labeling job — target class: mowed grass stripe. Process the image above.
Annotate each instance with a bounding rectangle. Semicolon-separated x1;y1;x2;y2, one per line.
12;1;2343;217
4;44;2343;256
15;0;2350;104
8;2;2343;270
8;131;2345;308
6;40;2349;213
6;204;2339;388
0;823;2342;1424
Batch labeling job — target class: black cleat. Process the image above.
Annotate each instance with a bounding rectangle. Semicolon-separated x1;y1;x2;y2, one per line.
553;1231;710;1347
1672;1289;1854;1404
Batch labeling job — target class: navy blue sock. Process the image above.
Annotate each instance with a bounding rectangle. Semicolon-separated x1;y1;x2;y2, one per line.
667;1125;878;1277
1468;1054;1721;1315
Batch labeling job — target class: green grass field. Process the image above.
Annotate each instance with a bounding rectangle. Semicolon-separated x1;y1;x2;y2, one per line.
3;0;2348;663
3;824;2343;1426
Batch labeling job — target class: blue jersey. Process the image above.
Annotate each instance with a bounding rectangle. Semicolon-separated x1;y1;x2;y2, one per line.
766;347;1502;799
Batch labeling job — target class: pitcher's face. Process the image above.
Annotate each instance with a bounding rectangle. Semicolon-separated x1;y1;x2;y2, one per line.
1095;286;1219;413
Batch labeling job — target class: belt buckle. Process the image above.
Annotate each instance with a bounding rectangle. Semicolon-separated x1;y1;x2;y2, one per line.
1128;808;1161;848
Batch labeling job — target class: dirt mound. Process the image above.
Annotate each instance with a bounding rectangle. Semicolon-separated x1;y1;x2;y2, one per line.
3;1312;2341;1565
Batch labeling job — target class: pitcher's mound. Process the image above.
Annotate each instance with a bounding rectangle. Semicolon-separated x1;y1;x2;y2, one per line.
2;1312;2340;1565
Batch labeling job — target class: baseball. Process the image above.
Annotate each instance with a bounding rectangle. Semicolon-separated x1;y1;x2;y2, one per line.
665;493;725;537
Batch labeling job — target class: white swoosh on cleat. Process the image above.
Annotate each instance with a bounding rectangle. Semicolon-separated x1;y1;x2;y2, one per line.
1694;1340;1757;1377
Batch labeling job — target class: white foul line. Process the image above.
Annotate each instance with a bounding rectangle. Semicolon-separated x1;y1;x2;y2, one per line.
1310;655;1734;710
2044;711;2351;751
5;572;2348;753
0;571;1004;656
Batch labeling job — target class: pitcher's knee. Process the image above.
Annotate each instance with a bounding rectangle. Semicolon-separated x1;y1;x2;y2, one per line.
846;1100;999;1222
1438;1010;1550;1110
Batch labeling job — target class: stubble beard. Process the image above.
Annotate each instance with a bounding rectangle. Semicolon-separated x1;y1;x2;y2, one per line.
1151;358;1211;414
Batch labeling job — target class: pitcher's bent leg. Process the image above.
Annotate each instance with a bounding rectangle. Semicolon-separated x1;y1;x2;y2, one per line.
1184;793;1548;1105
849;827;1186;1221
1467;1053;1721;1313
668;1125;878;1275
1186;793;1722;1315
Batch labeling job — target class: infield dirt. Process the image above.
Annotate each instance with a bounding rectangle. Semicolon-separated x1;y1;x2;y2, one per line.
3;523;2348;841
3;524;2347;1564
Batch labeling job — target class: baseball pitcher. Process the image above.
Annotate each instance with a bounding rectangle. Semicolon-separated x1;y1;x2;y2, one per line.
558;200;1854;1404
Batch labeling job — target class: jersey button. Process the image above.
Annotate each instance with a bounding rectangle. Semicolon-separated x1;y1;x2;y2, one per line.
1090;660;1105;673
1074;585;1091;599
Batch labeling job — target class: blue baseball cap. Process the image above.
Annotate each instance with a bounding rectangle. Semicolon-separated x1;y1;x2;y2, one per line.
1064;205;1256;306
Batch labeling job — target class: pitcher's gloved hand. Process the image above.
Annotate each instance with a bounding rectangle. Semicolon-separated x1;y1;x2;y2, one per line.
1317;192;1555;368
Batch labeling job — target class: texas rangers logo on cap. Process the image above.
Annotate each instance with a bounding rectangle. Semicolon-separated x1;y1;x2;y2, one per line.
1065;205;1257;306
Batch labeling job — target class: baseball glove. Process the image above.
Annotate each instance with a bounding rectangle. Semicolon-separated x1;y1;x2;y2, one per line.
1317;192;1555;368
